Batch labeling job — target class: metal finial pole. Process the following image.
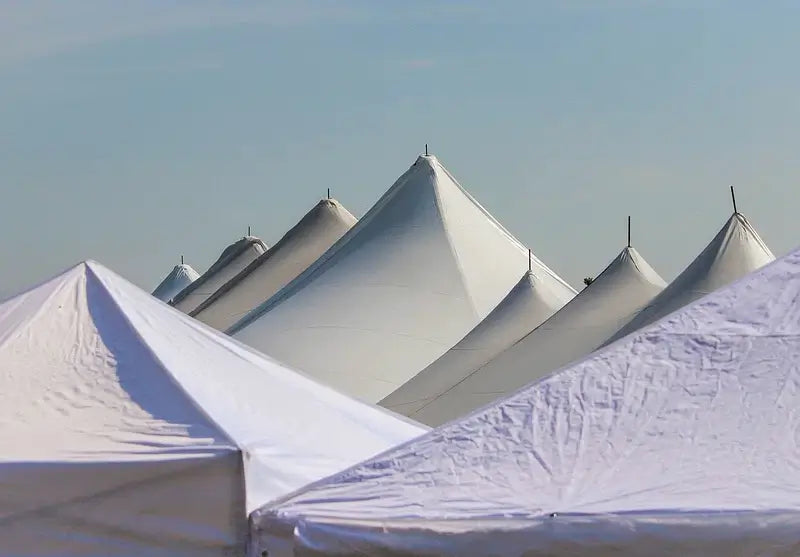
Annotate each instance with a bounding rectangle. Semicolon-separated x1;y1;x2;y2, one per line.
425;143;428;156
730;185;738;214
181;255;184;265
247;225;251;236
528;249;532;272
627;216;631;248
327;188;331;199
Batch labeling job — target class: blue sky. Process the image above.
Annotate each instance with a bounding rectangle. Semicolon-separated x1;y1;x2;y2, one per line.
1;1;799;297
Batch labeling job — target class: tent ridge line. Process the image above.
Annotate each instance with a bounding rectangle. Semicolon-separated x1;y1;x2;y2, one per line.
86;264;241;450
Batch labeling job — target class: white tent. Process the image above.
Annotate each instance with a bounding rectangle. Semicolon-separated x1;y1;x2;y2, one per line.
0;261;426;556
251;246;800;557
151;260;200;302
230;154;575;402
191;199;357;331
381;264;576;422
171;235;267;314
383;245;665;426
607;211;773;343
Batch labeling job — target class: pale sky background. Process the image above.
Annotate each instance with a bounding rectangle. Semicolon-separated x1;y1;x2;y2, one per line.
1;0;799;298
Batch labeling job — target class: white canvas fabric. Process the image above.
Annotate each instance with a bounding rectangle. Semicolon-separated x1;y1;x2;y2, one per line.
251;246;800;557
607;212;774;343
0;261;426;556
151;262;200;302
381;267;576;423
171;236;267;314
191;199;357;331
230;155;575;402
386;246;665;426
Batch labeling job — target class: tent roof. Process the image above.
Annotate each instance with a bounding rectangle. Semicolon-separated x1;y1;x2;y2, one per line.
607;212;773;343
0;261;425;511
191;198;357;331
253;245;800;556
171;236;268;314
386;245;665;426
380;268;575;421
151;262;200;302
230;154;575;402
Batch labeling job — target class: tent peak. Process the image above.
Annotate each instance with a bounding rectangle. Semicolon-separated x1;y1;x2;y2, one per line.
416;153;438;166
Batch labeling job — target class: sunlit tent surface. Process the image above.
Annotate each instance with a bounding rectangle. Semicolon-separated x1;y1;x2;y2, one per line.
607;211;773;343
381;264;577;423
230;154;575;402
171;235;267;314
0;261;425;556
151;261;200;302
191;199;357;331
385;245;665;426
252;247;800;557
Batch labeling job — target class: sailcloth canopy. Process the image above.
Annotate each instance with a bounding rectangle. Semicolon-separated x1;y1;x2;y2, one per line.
171;235;267;314
607;212;773;343
383;245;665;426
230;154;575;402
0;261;425;556
381;266;577;423
191;198;357;331
252;246;800;557
151;262;199;302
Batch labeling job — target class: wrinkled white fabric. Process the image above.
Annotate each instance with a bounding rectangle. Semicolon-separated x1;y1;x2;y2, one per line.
171;236;267;314
381;268;576;422
192;199;357;331
607;212;773;343
151;263;200;302
231;155;575;402
0;261;426;556
251;246;800;557
388;246;665;426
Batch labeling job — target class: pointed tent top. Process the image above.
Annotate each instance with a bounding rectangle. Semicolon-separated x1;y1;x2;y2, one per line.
170;235;268;312
387;243;665;425
253;246;800;556
2;259;425;508
607;210;774;343
152;259;200;301
189;198;359;331
380;266;574;418
231;154;575;402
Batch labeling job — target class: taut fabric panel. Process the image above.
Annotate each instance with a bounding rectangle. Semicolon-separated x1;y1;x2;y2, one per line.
171;237;267;314
191;199;356;331
384;246;664;426
252;246;800;557
231;155;573;402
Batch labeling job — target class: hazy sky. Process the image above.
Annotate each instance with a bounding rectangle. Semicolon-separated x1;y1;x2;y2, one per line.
1;1;799;298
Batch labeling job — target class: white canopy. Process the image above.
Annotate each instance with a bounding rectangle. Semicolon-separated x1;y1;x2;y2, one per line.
171;235;267;314
230;154;575;402
191;199;357;331
252;246;800;557
384;245;665;426
151;262;200;302
0;261;425;556
381;266;576;423
607;212;774;343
